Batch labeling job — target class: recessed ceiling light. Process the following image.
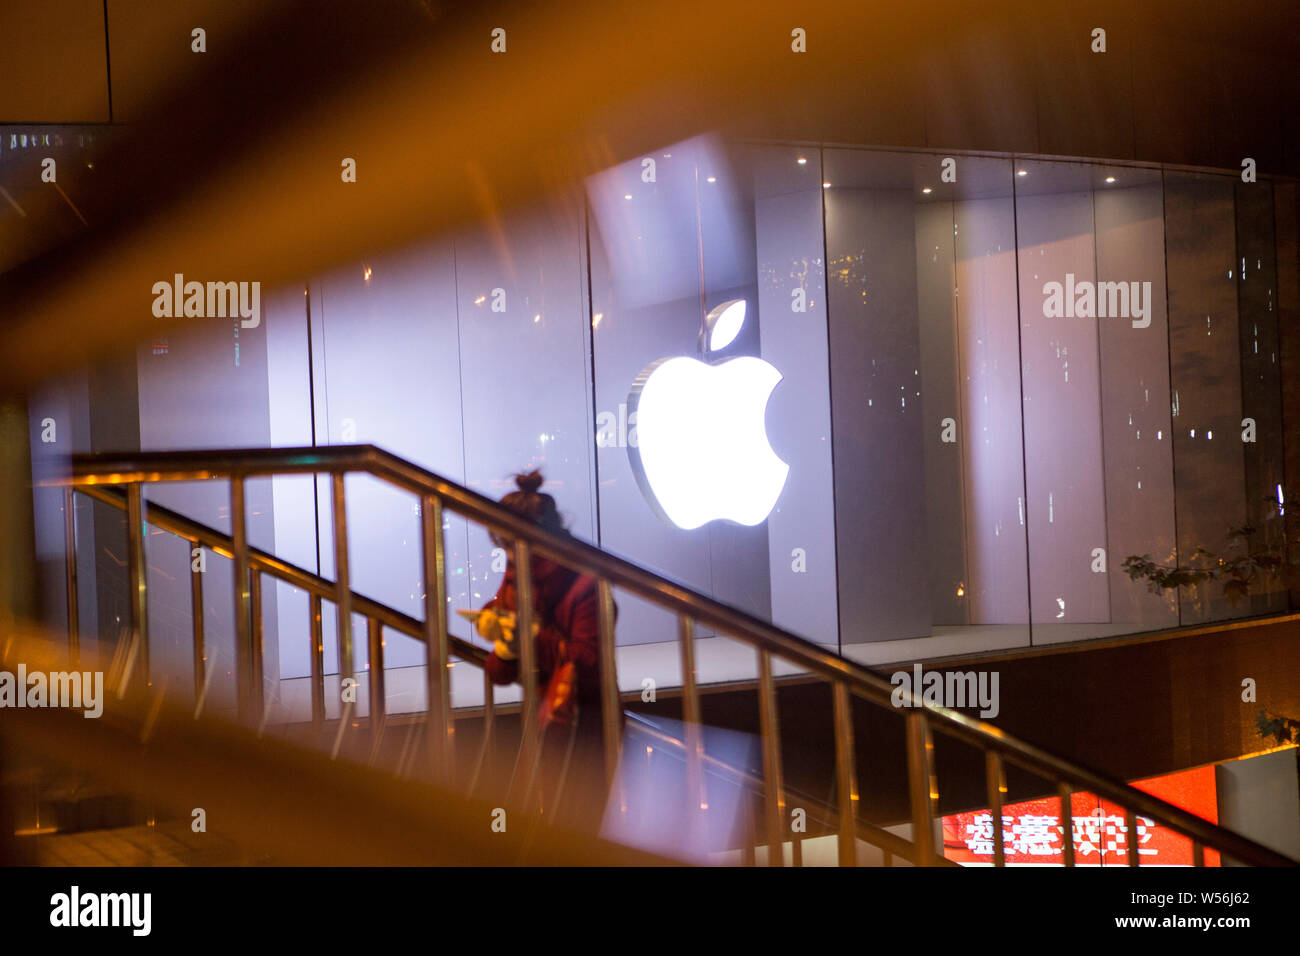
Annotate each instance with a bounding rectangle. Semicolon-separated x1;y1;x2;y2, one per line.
1104;176;1117;184
706;176;716;183
922;187;933;194
796;157;808;165
1017;169;1028;177
624;193;632;200
822;182;831;188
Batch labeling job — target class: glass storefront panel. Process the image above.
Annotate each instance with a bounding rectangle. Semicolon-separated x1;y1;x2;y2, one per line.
452;194;597;631
825;149;1029;661
21;131;1298;691
1016;160;1111;640
1165;172;1260;625
587;137;726;649
750;145;838;649
588;138;838;661
1015;159;1181;644
1234;180;1289;619
1092;166;1179;635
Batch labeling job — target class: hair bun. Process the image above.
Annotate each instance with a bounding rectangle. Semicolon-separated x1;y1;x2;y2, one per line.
514;470;544;494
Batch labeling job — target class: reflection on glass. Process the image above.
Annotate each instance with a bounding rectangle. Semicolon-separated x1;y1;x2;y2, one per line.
826;149;1029;660
1015;160;1181;643
1165;173;1256;625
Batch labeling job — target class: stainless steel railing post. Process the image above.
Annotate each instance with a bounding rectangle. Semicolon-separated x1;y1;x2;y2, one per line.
309;593;325;731
905;711;937;866
421;494;452;782
832;681;857;866
125;483;150;688
1126;808;1140;867
62;487;79;664
331;472;354;703
679;616;707;829
1059;782;1076;867
596;578;620;795
190;542;205;702
985;750;1006;867
250;569;265;722
231;476;252;720
512;538;539;806
757;648;786;866
367;616;386;760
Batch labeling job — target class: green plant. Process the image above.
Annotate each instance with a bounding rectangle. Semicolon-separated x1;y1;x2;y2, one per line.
1256;709;1300;748
1122;492;1293;604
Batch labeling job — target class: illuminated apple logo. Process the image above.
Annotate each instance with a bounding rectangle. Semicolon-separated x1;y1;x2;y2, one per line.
627;299;789;530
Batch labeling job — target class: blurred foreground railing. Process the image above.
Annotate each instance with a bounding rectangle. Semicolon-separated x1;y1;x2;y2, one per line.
38;445;1299;867
0;623;667;866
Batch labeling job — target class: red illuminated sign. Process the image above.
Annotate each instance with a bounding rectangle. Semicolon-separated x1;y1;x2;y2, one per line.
941;765;1220;866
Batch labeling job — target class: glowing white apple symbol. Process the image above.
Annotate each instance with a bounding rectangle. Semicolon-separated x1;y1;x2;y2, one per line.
627;299;789;530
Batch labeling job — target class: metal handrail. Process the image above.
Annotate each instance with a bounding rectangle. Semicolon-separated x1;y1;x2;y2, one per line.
40;444;1299;867
74;482;491;671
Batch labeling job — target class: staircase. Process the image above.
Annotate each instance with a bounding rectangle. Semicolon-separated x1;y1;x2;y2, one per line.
21;443;1296;866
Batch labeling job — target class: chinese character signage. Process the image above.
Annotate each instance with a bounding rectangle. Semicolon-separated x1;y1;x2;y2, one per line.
941;766;1220;866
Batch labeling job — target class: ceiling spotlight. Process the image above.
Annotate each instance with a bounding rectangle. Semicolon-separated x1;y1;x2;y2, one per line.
1104;176;1117;184
624;193;633;200
922;187;933;194
796;157;808;165
706;176;716;183
1016;169;1028;177
822;182;831;189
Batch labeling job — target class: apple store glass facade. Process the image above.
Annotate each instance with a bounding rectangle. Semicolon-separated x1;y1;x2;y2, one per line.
26;135;1297;695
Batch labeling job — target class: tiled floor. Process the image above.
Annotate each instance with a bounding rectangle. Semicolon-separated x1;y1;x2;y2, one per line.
30;822;244;866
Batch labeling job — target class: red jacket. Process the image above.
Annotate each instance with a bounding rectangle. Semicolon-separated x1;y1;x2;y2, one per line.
482;557;610;703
